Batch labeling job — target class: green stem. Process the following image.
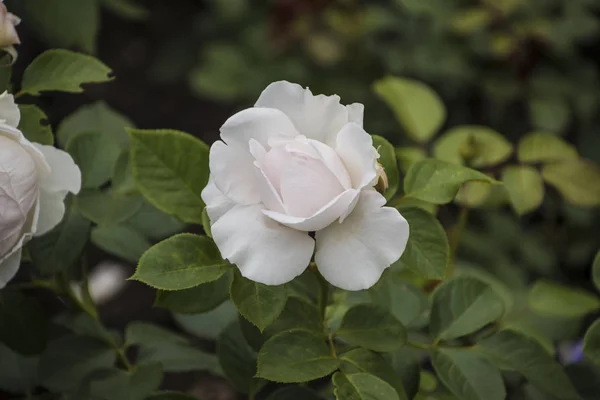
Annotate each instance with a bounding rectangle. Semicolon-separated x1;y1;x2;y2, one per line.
55;269;133;371
407;341;432;351
312;265;337;358
446;206;470;279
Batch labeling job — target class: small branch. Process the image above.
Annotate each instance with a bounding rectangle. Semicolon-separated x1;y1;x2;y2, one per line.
407;341;433;351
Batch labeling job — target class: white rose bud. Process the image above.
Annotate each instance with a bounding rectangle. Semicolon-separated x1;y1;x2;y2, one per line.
202;81;410;291
0;0;20;48
0;92;81;287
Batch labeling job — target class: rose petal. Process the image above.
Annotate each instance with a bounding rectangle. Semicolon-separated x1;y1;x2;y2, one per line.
220;107;298;150
212;204;314;285
34;144;81;195
347;103;364;127
255;81;349;144
201;176;235;223
35;189;66;236
209;140;260;205
263;188;358;232
315;190;409;291
279;151;345;218
335;123;379;189
0;91;19;127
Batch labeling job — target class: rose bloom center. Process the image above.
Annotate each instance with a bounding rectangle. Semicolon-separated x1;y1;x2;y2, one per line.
257;135;352;218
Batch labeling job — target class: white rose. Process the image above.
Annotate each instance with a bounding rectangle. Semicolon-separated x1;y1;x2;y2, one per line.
0;0;20;48
202;81;409;291
0;92;81;287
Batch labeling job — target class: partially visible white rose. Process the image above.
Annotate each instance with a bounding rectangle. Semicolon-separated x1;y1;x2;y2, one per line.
0;0;20;49
0;92;81;287
202;81;410;291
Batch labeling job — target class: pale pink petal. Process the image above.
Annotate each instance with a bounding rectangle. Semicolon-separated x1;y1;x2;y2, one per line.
347;103;364;127
315;190;409;291
34;189;67;236
212;204;314;285
255;81;349;144
220;107;297;150
209;141;260;205
0;91;19;127
279;153;345;218
263;188;358;232
201;176;235;223
254;167;286;214
34;144;81;195
309;139;351;189
335;123;379;189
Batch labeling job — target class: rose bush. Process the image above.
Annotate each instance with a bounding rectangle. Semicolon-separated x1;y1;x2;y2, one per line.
202;81;410;290
0;91;80;287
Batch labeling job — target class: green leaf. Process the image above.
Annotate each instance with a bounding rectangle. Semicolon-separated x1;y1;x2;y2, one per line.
20;50;112;95
0;342;39;393
454;180;495;208
18;104;53;145
132;233;230;290
336;304;407;352
217;321;262;394
433;126;513;168
476;329;580;400
388;348;421;400
174;301;237;340
528;280;600;318
542;159;600;207
126;322;219;373
584;319;600;366
502;165;545;215
28;208;91;275
451;7;493;34
112;151;138;195
369;273;427;328
340;348;408;400
257;329;339;383
266;386;324;400
333;372;400;400
240;296;322;351
91;225;150;263
396;207;449;280
396;146;427;173
13;0;99;53
431;348;506;400
430;276;505;341
373;76;446;143
67;131;121;189
75;190;143;225
529;96;570;133
517;132;578;163
404;158;498;204
201;207;212;237
128;128;209;224
39;335;116;392
0;291;48;356
55;313;114;343
230;270;288;331
125;200;185;240
593;251;600;293
155;272;231;314
88;362;163;400
57;101;132;149
372;135;399;200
